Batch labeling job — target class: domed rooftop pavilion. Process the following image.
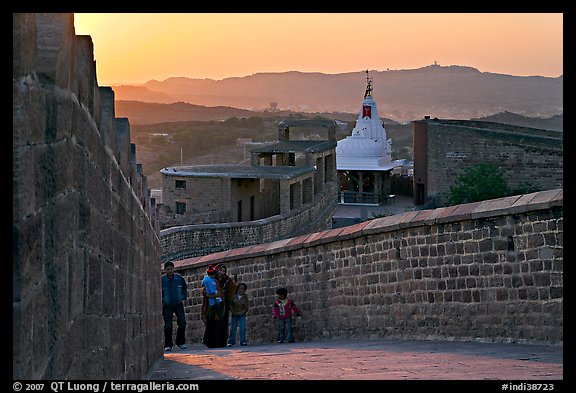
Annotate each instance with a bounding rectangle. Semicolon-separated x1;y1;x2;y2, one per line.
336;71;404;204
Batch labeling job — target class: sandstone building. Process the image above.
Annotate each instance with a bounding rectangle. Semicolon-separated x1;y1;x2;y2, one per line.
159;122;338;262
413;118;563;206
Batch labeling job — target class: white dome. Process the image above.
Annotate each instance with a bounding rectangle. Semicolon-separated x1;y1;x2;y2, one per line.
336;102;391;161
336;72;397;170
336;137;386;158
336;136;392;169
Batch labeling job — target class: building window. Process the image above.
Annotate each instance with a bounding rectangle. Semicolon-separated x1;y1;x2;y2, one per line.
175;202;186;215
175;180;186;189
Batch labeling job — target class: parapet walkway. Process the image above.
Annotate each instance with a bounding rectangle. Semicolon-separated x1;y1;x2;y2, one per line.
147;338;563;381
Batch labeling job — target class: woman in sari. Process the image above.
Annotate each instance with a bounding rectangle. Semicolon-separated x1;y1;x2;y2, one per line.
216;263;236;340
201;265;228;348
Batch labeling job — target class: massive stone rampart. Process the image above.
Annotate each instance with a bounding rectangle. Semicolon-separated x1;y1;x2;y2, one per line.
13;13;162;379
173;189;562;345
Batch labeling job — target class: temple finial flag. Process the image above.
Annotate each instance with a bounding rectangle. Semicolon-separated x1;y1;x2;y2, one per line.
364;70;373;98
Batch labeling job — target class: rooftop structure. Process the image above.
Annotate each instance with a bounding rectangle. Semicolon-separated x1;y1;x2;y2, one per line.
336;71;404;205
250;140;337;155
160;164;314;180
158;124;338;250
336;71;403;171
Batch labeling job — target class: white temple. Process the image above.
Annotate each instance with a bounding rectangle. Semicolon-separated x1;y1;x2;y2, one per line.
336;71;404;204
337;72;402;171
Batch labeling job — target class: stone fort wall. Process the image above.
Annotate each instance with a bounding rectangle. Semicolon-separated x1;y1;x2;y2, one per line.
13;14;162;379
160;181;338;262
173;189;562;345
419;119;563;206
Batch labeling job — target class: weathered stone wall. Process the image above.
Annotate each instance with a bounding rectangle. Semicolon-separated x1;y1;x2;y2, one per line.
160;182;338;262
231;178;260;221
13;14;162;380
419;120;563;206
162;176;229;218
173;189;562;345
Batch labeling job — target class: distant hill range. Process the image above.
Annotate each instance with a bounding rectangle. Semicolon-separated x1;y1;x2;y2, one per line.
116;100;562;133
112;65;563;122
471;111;563;132
114;100;359;125
115;101;264;124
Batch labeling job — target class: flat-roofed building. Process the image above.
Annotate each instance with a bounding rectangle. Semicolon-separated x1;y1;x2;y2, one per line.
159;124;338;260
413;117;563;206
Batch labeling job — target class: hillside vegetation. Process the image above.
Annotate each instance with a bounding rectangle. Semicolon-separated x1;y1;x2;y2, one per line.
113;65;563;122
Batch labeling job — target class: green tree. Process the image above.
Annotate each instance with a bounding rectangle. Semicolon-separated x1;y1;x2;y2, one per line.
223;117;241;127
509;181;541;195
447;163;509;205
241;116;264;129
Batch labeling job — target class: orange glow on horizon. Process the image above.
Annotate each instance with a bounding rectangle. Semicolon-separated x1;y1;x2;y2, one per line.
74;13;563;85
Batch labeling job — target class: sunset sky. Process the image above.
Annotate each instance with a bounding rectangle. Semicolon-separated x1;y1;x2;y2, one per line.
73;13;563;85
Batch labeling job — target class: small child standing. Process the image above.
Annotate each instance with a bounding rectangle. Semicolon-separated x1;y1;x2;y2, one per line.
272;287;301;343
227;282;250;347
202;265;222;307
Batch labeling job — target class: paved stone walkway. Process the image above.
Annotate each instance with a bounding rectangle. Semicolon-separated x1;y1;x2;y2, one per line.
334;194;415;218
333;195;416;228
147;339;563;381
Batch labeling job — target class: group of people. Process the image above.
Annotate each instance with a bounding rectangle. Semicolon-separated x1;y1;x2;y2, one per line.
161;261;302;351
200;263;247;348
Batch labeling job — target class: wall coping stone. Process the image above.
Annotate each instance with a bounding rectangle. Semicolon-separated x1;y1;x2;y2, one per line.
400;210;426;227
263;238;295;255
285;234;314;251
363;213;403;233
440;201;482;223
423;205;459;225
337;220;372;239
469;195;522;219
174;188;563;271
303;230;328;246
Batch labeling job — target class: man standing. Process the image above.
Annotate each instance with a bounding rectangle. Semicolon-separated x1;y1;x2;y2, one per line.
161;261;188;352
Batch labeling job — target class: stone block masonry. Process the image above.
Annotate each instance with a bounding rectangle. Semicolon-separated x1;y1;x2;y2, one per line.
420;119;563;206
174;189;562;345
13;14;162;379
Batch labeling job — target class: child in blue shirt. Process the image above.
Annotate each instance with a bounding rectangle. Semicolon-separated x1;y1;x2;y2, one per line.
202;264;223;307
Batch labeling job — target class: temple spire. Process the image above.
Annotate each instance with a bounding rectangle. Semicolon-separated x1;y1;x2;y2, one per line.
364;70;373;98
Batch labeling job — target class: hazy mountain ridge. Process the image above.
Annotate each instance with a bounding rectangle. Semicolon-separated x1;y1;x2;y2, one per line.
115;101;262;124
471;111;563;131
116;100;562;132
111;65;563;122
